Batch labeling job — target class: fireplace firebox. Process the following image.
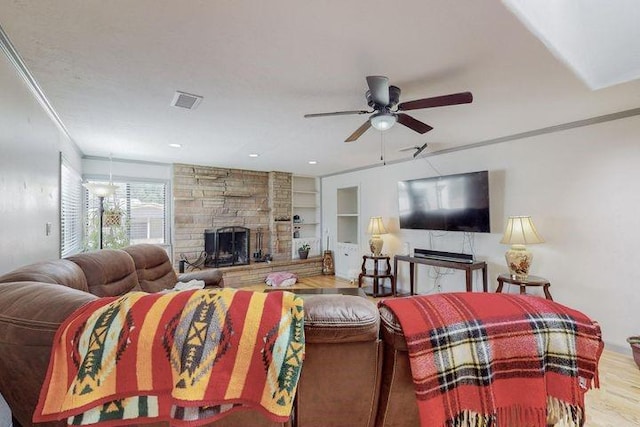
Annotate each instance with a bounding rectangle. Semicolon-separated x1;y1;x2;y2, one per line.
204;226;250;267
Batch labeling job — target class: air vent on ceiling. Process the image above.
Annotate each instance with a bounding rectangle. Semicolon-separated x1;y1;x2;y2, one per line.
170;91;203;110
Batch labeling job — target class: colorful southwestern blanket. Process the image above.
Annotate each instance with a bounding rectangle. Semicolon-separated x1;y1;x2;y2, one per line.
379;293;603;427
34;288;305;426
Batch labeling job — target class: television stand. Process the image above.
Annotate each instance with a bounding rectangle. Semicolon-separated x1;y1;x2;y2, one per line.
394;254;488;295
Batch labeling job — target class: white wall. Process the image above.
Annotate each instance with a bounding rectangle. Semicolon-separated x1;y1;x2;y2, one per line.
322;115;640;353
82;157;172;181
0;47;81;273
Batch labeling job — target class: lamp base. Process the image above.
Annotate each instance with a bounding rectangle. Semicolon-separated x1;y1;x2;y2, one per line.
505;244;533;280
369;235;384;257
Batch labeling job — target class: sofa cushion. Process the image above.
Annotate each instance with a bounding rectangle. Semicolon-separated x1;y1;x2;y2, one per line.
302;295;379;344
67;249;141;297
0;259;88;292
123;244;178;293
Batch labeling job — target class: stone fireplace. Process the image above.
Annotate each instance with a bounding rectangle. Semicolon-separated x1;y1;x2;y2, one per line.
204;226;250;267
173;165;292;265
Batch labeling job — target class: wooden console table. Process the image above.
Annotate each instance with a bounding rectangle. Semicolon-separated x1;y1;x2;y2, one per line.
393;255;488;295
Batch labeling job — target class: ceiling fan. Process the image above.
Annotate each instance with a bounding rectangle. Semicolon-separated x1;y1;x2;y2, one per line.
304;76;473;142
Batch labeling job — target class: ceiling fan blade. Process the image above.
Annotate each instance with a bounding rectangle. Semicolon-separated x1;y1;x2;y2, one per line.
398;91;473;111
396;113;433;134
304;110;370;118
366;76;390;106
345;120;371;142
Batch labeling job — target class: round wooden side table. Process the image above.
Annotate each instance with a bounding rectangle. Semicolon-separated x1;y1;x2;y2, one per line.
496;274;553;300
358;255;395;297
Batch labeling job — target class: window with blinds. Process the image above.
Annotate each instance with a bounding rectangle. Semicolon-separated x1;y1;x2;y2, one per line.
60;156;83;257
84;180;168;250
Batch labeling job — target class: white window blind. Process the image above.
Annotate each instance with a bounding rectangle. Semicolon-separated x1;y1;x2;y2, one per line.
60;157;83;257
84;179;168;250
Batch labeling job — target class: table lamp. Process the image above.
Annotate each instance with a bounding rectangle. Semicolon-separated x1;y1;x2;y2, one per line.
500;216;544;280
367;216;387;256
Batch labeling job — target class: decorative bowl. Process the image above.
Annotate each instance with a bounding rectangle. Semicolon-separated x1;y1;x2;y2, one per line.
628;337;640;369
632;343;640;370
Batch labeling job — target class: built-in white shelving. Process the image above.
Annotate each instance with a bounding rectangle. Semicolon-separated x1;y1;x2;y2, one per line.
292;175;320;259
335;185;360;278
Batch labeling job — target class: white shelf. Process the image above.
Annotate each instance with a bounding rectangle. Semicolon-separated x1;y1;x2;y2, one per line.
292;175;320;257
293;237;321;258
337;186;359;245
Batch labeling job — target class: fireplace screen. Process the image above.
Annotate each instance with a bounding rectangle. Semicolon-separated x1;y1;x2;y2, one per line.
204;226;250;267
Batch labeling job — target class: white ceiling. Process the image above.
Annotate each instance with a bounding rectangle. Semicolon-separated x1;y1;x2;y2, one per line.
1;1;639;176
504;0;640;90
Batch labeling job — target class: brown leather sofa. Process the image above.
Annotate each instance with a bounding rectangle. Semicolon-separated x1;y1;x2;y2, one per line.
0;245;386;427
296;295;382;427
0;244;224;427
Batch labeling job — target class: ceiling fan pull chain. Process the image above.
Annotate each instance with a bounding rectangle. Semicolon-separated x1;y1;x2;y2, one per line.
380;132;387;165
383;132;386;165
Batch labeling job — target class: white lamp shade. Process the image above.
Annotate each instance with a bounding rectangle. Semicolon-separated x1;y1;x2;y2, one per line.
83;182;119;198
367;216;387;256
500;216;544;245
367;216;387;235
370;113;396;131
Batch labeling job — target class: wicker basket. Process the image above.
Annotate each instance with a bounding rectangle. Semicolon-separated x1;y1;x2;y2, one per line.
103;211;122;227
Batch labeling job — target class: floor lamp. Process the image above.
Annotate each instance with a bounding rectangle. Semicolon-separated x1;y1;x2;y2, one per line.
83;182;118;249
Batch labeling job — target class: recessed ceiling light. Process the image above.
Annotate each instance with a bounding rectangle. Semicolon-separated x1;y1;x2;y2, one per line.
308;160;318;165
249;153;259;158
169;143;182;148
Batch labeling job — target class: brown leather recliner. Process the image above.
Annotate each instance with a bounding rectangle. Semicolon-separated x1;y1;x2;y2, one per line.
123;244;224;293
0;244;227;427
375;305;420;427
375;304;561;427
0;281;97;427
66;248;143;296
0;281;282;427
0;245;385;427
295;294;382;427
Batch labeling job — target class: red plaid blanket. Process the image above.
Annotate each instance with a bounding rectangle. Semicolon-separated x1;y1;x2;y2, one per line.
34;288;305;426
380;293;603;427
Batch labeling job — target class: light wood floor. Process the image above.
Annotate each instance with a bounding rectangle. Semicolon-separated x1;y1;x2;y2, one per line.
248;275;640;426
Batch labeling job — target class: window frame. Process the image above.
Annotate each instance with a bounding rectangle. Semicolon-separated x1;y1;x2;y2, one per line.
82;175;172;250
60;154;84;257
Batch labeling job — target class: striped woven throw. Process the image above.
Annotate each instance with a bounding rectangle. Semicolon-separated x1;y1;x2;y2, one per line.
380;292;603;427
34;288;305;426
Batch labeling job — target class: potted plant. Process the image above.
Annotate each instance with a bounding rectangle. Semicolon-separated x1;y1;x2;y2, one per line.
298;243;311;260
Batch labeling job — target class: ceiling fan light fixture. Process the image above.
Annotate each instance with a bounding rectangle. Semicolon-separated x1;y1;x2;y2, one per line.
370;113;396;131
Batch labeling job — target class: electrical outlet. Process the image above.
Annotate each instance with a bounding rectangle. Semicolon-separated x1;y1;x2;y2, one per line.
45;222;52;236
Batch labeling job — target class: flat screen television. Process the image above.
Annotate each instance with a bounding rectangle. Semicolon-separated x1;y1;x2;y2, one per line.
398;171;490;232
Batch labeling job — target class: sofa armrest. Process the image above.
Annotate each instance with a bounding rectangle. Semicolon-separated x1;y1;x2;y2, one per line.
0;281;97;427
178;269;224;288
